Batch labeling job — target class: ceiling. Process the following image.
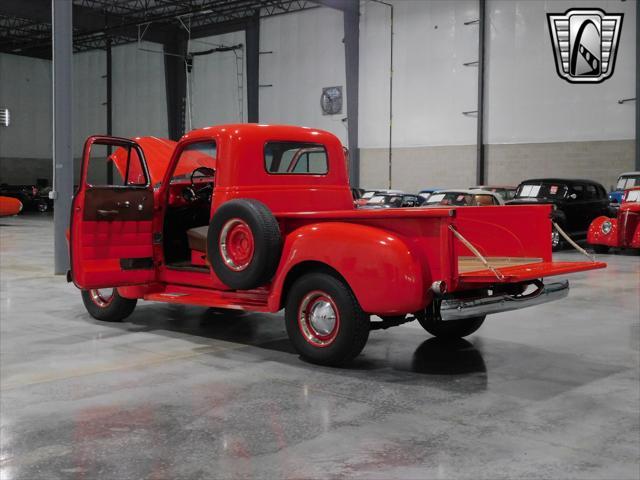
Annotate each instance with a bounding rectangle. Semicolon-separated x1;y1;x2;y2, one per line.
0;0;317;58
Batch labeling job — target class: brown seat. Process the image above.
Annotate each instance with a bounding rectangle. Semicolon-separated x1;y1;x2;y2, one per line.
187;226;208;253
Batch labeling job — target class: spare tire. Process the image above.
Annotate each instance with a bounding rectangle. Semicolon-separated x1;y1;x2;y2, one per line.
207;199;282;290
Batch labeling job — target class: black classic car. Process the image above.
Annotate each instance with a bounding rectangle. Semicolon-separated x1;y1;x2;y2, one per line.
0;183;49;212
360;193;421;209
507;178;610;250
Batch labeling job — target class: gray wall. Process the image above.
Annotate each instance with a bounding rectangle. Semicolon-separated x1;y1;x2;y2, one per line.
359;0;637;191
0;41;167;186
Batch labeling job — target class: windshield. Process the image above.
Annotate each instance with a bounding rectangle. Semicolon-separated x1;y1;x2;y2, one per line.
616;175;639;190
367;195;402;206
624;190;640;203
170;142;216;183
516;183;568;199
425;192;473;206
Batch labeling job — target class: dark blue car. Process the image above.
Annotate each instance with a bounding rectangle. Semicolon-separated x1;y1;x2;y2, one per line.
609;172;640;204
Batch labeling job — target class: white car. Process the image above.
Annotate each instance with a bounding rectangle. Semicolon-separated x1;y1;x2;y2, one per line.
423;189;505;206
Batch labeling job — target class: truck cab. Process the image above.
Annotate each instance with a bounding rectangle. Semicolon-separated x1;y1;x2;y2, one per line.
70;124;606;366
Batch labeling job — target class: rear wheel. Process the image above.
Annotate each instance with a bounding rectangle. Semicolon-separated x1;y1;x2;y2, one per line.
285;272;369;366
81;288;137;322
416;313;485;339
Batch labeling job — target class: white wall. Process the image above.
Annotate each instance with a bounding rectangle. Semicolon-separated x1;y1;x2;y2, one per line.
73;50;106;158
259;7;347;143
111;41;168;139
190;32;247;128
359;0;479;148
0;53;52;159
486;0;636;144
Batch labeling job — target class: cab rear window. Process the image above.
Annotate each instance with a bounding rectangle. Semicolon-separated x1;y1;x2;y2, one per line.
265;142;328;175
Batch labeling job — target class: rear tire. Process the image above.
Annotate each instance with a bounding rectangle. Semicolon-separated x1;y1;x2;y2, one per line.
592;244;610;254
285;272;369;366
81;288;137;322
416;314;485;339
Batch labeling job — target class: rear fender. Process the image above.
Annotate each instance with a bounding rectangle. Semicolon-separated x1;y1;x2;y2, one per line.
270;222;426;315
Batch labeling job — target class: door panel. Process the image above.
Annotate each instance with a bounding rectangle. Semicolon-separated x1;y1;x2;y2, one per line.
71;136;156;289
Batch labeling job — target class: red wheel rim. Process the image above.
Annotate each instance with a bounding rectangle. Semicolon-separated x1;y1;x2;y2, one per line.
89;288;114;308
298;290;340;348
219;219;255;271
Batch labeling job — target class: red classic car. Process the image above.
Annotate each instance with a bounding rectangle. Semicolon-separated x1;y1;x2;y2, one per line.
0;196;22;217
69;124;605;366
588;187;640;252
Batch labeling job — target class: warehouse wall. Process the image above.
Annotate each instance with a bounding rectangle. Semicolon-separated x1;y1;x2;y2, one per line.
190;32;247;128
485;0;636;189
0;42;168;186
359;0;637;191
259;7;348;144
0;53;53;185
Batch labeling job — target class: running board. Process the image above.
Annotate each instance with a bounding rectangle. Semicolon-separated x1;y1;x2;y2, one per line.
144;285;271;311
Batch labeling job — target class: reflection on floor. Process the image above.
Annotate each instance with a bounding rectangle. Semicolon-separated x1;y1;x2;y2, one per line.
1;214;639;479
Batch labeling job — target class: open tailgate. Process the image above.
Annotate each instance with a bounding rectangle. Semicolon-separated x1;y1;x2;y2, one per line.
458;259;606;284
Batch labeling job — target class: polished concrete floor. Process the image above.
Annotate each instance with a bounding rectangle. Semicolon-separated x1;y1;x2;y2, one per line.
1;214;639;480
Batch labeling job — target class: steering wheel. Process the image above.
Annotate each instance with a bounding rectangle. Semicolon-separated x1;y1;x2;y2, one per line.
182;167;215;203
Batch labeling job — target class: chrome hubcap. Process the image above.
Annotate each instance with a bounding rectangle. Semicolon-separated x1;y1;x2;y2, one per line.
298;291;340;347
89;288;114;308
308;300;337;335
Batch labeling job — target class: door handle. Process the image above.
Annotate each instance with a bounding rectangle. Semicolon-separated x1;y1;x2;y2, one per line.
97;209;118;218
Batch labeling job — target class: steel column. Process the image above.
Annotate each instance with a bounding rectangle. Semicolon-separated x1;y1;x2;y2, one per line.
636;0;639;170
52;0;73;274
106;38;113;184
164;35;188;140
344;5;360;187
476;0;486;185
246;12;260;123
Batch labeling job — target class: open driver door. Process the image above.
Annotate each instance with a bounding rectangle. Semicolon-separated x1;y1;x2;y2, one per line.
70;136;155;289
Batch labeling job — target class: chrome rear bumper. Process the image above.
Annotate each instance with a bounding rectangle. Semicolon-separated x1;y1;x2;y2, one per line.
440;280;569;321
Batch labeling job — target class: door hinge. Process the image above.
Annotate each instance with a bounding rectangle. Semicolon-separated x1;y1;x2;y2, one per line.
153;232;163;244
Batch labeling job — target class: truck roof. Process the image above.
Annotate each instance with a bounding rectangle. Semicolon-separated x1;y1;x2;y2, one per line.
181;123;337;145
519;178;604;186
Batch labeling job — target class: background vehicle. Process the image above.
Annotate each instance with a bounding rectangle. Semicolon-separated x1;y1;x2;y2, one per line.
609;172;640;205
470;185;517;201
355;189;405;207
507;178;610;251
360;193;421;209
0;183;48;212
417;188;441;202
423;189;504;206
0;196;22;217
588;187;640;253
69;125;604;367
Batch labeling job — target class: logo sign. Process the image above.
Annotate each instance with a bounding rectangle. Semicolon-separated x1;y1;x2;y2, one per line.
547;8;623;84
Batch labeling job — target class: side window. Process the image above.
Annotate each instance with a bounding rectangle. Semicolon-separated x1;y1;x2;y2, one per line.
85;143;147;187
585;184;597;199
572;184;585;199
265;142;328;175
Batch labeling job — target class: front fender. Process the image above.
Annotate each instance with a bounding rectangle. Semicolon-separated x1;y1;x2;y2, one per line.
588;216;619;246
270;222;426;315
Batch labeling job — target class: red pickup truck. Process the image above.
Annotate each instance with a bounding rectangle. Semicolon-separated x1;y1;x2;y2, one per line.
69;124;605;366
